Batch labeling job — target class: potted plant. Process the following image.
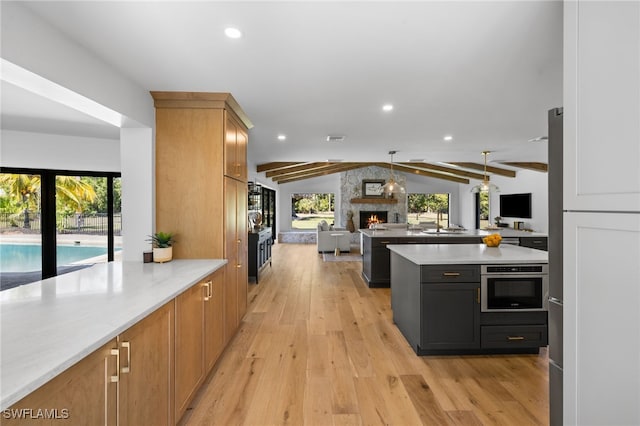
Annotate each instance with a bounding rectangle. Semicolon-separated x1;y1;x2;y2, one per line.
148;231;175;263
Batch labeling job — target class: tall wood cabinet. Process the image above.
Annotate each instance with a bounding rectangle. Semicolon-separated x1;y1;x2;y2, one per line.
152;91;252;346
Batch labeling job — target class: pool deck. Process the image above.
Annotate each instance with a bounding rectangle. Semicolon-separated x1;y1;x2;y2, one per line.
1;232;123;248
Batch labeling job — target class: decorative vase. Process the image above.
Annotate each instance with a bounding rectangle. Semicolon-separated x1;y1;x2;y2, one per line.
153;247;173;263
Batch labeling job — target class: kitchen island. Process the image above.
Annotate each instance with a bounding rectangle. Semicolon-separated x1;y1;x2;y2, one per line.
388;243;548;355
361;227;547;287
0;259;226;420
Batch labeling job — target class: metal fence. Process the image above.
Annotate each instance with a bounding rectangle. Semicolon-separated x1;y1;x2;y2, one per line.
0;212;122;235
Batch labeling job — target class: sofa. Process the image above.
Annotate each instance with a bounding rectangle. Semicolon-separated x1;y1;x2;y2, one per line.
316;220;351;253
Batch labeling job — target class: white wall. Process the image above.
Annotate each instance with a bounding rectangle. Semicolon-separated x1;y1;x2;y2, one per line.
1;130;120;171
1;2;153;128
1;3;155;261
458;170;548;233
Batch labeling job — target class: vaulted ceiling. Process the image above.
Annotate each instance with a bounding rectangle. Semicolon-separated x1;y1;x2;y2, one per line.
1;1;562;182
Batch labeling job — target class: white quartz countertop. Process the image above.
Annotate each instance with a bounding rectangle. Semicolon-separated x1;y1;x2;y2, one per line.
359;228;546;238
0;259;226;410
387;243;548;265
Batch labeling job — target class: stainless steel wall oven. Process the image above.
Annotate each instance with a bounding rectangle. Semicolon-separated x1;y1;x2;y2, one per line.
481;264;549;312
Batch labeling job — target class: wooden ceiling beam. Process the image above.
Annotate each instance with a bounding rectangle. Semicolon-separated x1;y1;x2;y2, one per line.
447;162;517;177
256;162;306;173
266;162;345;178
500;162;548;172
271;163;354;181
400;162;488;181
276;163;368;184
373;163;470;184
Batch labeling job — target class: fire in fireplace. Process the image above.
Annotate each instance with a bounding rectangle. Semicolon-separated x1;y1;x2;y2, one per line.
359;211;388;229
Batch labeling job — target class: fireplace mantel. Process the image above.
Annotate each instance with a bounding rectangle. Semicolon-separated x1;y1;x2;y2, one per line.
350;198;398;204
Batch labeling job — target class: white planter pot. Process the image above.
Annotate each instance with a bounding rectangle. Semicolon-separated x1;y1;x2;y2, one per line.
153;247;173;263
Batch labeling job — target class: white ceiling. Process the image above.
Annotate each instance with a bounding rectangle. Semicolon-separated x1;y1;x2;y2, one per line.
1;1;562;164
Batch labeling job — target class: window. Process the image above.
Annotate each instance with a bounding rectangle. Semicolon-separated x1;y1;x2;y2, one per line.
476;191;490;229
291;193;335;230
0;168;121;290
407;193;449;228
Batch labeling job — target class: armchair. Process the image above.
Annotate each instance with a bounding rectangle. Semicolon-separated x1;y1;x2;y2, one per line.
316;220;351;253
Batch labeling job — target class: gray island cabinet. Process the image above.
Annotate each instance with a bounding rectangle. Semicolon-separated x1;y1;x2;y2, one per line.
388;243;549;355
361;228;547;287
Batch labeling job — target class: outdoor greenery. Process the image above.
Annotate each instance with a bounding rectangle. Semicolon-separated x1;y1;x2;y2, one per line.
478;191;490;228
0;173;122;232
407;193;450;226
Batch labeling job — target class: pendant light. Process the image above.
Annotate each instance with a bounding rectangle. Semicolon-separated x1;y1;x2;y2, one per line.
382;150;406;197
470;151;500;193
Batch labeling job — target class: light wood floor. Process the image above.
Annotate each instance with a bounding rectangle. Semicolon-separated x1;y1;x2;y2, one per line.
181;243;549;426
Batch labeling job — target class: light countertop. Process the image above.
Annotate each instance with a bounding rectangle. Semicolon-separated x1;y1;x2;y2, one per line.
360;228;546;238
387;243;548;265
0;259;226;410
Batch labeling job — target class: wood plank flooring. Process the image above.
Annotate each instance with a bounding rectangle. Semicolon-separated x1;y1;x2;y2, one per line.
181;243;549;425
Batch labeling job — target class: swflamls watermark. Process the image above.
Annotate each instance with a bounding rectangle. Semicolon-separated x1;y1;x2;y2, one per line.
2;408;70;420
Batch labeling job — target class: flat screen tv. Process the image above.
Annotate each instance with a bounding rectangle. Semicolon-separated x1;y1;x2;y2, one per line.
499;193;532;218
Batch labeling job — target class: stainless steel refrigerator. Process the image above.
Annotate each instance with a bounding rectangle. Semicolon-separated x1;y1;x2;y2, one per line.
547;107;563;425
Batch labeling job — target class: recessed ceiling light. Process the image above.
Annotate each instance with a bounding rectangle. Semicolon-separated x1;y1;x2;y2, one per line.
327;159;343;162
443;135;453;141
528;136;548;142
409;159;424;162
382;104;394;112
326;135;345;142
224;27;242;39
277;134;286;141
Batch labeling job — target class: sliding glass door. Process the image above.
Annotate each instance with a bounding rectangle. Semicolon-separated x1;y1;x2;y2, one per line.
0;168;121;290
0;172;43;290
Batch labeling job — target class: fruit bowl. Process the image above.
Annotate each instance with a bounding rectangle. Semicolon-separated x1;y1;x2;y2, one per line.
483;234;502;247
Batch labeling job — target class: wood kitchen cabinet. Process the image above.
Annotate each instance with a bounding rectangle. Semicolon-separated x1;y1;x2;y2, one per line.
224;178;248;341
118;301;175;426
175;270;225;420
5;301;175;426
4;339;119;425
152;91;252;345
224;114;248;181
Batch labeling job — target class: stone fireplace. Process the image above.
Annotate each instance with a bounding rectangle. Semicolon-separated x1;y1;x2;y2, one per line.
359;211;388;229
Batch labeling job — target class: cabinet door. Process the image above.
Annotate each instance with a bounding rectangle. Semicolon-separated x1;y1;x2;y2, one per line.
564;0;640;211
224;178;239;341
224;113;238;179
119;302;175;426
236;179;248;319
421;283;481;350
236;124;248;182
204;270;225;372
371;246;392;284
563;212;640;425
175;283;205;419
5;340;118;426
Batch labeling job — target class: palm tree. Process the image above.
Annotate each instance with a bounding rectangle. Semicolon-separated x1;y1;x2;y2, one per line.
0;174;97;229
0;174;40;227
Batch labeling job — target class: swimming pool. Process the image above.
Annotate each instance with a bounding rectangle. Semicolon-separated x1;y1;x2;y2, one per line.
0;244;119;272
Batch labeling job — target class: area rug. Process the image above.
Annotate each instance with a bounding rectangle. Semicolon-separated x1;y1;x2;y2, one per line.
322;253;362;262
